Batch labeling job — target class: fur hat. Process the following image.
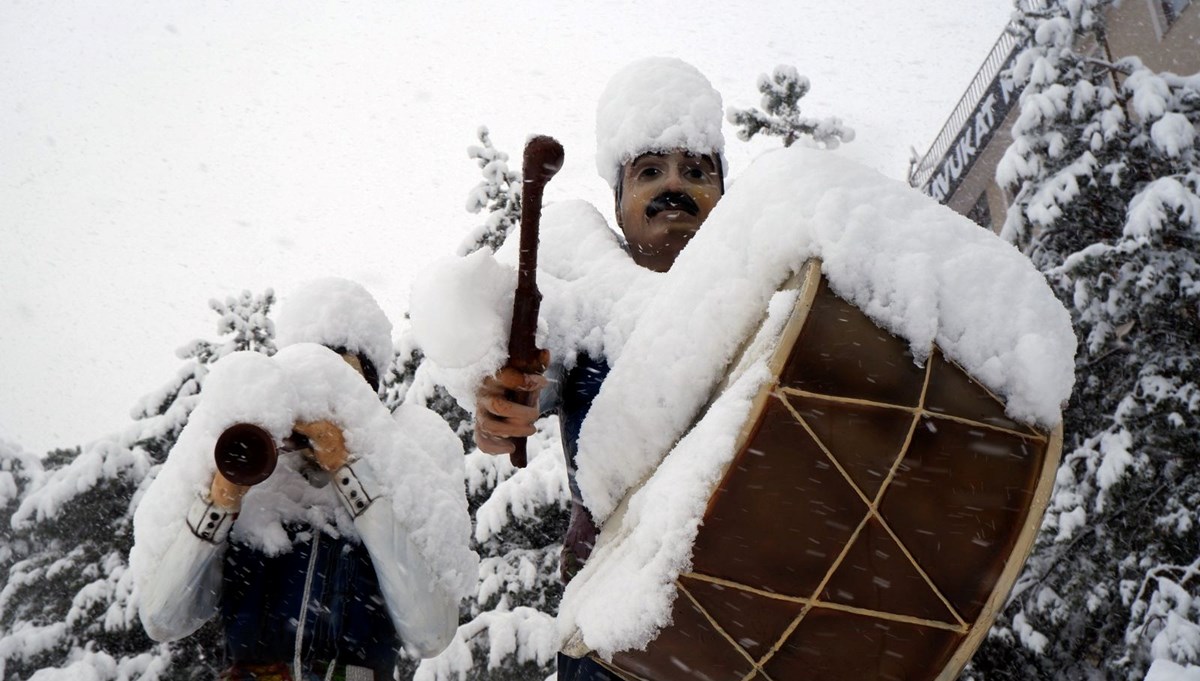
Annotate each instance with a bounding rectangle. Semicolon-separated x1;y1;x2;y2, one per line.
275;277;393;388
595;57;726;190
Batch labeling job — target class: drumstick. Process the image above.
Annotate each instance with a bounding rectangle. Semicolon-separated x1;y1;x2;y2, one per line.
507;135;564;468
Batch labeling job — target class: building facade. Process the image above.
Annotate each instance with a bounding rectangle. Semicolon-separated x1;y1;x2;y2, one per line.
907;0;1200;232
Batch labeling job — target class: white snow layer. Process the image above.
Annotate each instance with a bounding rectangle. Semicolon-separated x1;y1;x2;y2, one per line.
412;146;1074;656
130;345;478;600
594;57;725;190
275;277;395;381
1147;659;1200;681
410;199;659;412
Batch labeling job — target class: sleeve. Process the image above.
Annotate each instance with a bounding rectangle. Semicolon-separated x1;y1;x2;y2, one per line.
137;493;234;642
333;459;459;658
538;360;564;417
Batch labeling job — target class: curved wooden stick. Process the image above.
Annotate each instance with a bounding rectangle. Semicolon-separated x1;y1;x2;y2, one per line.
508;135;564;468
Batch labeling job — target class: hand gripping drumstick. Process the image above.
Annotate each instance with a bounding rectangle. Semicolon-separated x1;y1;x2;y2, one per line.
507;135;564;468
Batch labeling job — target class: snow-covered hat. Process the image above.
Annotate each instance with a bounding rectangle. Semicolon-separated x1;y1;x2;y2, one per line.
275;277;394;387
595;57;726;190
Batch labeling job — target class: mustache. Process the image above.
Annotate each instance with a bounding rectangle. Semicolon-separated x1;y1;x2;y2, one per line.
645;192;700;218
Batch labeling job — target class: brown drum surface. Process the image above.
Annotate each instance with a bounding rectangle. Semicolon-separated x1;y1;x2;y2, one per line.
600;270;1060;681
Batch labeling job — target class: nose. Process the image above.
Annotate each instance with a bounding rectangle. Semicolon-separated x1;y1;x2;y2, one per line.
662;165;685;190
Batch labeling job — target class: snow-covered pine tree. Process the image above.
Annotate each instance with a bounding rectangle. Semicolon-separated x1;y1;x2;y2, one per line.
965;2;1200;679
727;64;855;148
459;126;523;256
0;290;276;680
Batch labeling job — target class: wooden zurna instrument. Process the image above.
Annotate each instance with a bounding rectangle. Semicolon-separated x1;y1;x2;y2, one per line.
585;260;1062;681
214;424;315;486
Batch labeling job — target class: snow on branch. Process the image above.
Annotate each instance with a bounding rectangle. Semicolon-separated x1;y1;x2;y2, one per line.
415;606;558;681
459;126;522;256
727;64;855;149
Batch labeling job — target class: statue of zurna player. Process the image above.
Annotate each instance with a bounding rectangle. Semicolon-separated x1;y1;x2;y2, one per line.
131;277;477;681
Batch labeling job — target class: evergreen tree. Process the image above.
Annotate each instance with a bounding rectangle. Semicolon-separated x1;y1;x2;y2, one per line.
965;2;1200;679
727;64;855;148
0;290;276;680
459;126;523;256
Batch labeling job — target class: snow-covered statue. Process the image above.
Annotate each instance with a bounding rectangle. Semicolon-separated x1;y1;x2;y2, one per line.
412;57;1075;681
467;55;727;681
130;278;477;681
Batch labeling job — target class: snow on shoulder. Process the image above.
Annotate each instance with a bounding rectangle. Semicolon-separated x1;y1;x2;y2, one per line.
409;199;659;410
557;145;1075;658
1146;660;1200;681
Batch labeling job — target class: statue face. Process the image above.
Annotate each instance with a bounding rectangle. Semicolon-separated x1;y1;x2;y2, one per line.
339;352;365;377
617;150;721;272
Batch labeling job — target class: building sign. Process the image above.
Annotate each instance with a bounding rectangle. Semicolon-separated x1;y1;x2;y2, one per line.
923;53;1024;203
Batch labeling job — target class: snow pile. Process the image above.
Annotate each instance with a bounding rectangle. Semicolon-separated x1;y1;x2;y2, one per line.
594;57;725;189
130;345;478;599
409;249;516;373
1146;659;1200;681
275;277;395;381
410;200;659;411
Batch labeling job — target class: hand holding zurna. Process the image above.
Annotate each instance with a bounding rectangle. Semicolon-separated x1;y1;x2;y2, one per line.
210;418;348;511
292;419;349;471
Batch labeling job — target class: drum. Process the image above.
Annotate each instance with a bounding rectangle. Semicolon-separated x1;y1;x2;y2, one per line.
587;260;1062;681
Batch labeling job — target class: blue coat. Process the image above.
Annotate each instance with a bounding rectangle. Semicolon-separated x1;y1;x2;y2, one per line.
221;529;399;678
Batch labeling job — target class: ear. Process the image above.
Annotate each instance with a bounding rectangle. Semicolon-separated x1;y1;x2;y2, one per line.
613;164;627;231
709;154;726;195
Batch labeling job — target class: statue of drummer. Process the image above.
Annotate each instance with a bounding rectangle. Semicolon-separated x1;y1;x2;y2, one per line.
131;278;471;681
473;57;726;681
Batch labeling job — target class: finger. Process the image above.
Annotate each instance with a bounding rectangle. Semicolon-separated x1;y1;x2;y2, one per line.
477;415;538;439
476;408;537;439
474;429;515;455
481;394;540;423
493;366;549;392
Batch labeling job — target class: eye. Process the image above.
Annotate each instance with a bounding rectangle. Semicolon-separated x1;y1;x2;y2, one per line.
638;167;662;179
685;167;706;180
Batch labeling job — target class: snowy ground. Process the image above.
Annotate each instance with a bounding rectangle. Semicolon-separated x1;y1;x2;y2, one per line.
1;0;1014;453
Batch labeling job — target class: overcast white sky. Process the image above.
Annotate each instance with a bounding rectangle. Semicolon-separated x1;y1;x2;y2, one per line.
1;0;1013;453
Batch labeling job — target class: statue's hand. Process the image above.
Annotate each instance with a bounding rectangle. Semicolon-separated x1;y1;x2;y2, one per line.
474;353;550;456
293;419;349;471
210;471;250;511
